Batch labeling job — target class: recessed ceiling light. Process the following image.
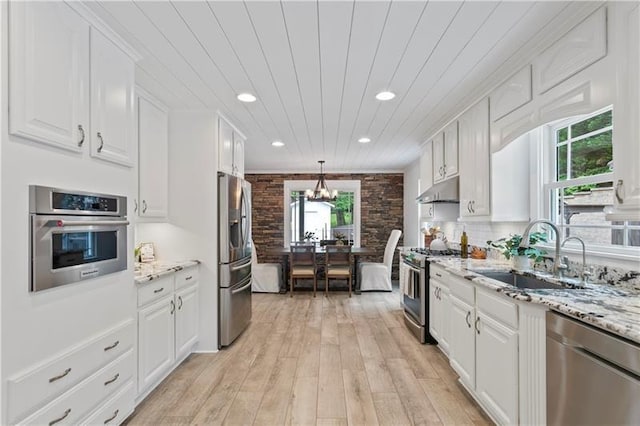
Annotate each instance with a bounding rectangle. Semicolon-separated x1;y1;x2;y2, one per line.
375;91;395;101
272;140;285;147
237;93;257;103
358;137;371;143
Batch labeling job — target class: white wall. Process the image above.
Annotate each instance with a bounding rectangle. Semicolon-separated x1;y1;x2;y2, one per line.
403;158;420;247
136;109;218;352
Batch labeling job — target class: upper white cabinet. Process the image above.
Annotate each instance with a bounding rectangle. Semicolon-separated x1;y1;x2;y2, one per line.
609;2;640;218
8;2;136;167
137;94;169;218
433;122;458;183
90;29;136;167
8;1;90;151
490;66;532;122
459;98;491;217
218;115;245;178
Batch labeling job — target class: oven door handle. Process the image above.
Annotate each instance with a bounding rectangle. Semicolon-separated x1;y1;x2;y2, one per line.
402;262;421;274
48;220;130;227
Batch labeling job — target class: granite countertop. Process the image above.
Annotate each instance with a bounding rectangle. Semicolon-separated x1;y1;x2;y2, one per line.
430;258;640;345
134;260;200;284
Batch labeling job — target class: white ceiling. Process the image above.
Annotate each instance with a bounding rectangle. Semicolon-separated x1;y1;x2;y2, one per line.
84;0;591;173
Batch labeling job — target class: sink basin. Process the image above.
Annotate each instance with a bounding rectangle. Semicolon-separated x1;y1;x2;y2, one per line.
477;271;580;290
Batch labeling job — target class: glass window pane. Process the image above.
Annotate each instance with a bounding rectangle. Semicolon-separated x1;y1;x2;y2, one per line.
557;127;568;143
571;110;612;138
570;130;613;179
557;144;567;181
289;191;355;244
629;229;640;247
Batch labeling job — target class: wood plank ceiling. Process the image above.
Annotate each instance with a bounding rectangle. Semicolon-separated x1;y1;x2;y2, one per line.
84;1;583;173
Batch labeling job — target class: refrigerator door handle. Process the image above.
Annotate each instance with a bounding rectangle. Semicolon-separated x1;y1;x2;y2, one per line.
231;280;252;295
231;259;252;272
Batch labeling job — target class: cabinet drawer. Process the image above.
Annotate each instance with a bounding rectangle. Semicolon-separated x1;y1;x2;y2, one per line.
175;266;198;290
7;320;134;424
448;276;474;305
80;380;134;426
476;287;518;329
138;276;174;307
17;350;134;425
430;264;449;280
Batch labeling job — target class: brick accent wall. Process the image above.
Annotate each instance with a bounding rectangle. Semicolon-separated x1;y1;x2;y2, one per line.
245;173;404;279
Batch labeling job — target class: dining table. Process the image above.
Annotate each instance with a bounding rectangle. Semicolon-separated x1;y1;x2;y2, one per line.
266;246;376;294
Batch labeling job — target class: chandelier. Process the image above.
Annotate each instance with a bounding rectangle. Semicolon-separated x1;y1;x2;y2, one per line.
305;160;337;202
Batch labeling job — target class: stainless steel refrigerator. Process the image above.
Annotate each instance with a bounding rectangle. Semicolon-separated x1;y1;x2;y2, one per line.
218;172;252;347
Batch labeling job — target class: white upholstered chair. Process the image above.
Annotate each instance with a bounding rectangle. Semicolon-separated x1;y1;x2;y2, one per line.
359;229;402;292
251;244;281;293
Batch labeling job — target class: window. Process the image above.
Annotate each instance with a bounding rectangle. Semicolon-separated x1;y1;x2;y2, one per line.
283;180;361;247
544;107;640;249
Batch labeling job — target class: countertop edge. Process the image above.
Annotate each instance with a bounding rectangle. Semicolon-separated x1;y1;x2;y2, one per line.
134;260;201;284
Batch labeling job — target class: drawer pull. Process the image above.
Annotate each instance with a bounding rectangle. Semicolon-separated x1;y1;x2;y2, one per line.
170;300;175;315
103;340;120;351
185;275;193;281
465;311;471;328
178;296;183;310
435;273;442;278
154;287;164;294
104;373;120;386
49;368;71;383
475;317;481;335
49;408;71;425
104;409;119;424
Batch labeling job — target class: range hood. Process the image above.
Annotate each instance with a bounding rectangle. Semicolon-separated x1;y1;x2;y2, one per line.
416;176;460;204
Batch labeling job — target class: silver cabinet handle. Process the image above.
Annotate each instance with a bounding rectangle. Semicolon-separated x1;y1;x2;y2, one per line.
97;132;104;152
615;179;624;204
134;199;138;213
429;207;433;216
77;124;85;147
471;200;475;214
465;311;471;328
142;200;148;213
435;273;442;278
185;275;193;281
104;340;119;351
104;373;119;386
49;408;71;426
475;317;480;334
443;164;447;176
49;368;71;383
103;409;119;424
154;287;164;294
178;296;183;310
170;300;175;315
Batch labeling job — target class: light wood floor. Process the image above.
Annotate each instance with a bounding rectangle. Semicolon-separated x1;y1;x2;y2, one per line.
125;288;491;425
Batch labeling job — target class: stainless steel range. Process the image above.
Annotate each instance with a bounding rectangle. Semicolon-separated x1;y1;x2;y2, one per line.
401;248;460;343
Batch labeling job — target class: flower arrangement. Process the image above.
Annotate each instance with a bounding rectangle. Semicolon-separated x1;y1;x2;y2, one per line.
334;232;346;242
487;232;548;262
303;231;316;242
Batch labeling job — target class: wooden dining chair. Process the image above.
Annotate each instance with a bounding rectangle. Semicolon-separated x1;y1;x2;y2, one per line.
324;245;353;297
289;243;317;297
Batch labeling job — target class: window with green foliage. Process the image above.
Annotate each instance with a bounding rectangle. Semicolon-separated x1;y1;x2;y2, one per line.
546;107;639;248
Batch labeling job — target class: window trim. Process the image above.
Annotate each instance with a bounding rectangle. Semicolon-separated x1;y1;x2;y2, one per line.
283;180;361;248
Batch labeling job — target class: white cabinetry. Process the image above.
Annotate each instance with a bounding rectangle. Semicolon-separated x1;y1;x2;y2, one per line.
459;98;491;218
8;1;89;152
432;123;459;184
419;140;433;194
8;2;136;166
90;29;135;166
137;266;199;398
429;264;450;355
610;2;640;219
218;115;246;177
137;93;169;218
448;278;475;390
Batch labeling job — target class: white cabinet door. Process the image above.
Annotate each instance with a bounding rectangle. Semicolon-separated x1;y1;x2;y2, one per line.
429;281;441;343
218;117;234;175
90;29;135;167
233;132;245;178
439;286;451;355
443;121;459;178
8;1;89;151
449;295;475;390
138;96;168;218
476;313;519;425
175;284;199;362
432;133;445;183
420;140;433;193
459;98;491;217
137;296;175;394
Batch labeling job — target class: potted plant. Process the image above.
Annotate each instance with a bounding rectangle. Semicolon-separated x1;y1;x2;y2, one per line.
334;232;346;245
303;231;316;242
487;232;547;270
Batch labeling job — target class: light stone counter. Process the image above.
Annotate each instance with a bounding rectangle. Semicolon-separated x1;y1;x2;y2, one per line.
134;260;200;284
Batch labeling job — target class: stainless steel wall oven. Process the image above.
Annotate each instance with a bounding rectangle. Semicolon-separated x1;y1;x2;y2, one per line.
30;186;129;292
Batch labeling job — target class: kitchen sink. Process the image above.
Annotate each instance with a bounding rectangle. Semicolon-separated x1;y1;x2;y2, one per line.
477;271;581;290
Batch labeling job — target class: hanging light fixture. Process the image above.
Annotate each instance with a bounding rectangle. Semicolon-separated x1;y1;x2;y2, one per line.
305;160;337;202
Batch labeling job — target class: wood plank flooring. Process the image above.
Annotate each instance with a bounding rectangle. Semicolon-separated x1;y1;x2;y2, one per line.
125;289;491;425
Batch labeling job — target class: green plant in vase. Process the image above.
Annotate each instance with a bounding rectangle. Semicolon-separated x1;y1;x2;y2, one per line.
487;232;548;262
303;231;316;242
334;232;346;245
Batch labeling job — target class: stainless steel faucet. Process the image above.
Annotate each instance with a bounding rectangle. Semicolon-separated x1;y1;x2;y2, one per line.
561;236;592;284
519;219;568;277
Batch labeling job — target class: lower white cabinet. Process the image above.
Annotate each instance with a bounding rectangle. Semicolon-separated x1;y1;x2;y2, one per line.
429;264;451;355
449;294;476;390
137;266;199;398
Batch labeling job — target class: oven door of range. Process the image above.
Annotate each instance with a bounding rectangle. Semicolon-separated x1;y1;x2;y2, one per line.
31;215;129;292
401;260;425;325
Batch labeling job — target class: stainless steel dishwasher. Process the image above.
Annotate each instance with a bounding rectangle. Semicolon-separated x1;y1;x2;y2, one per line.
547;311;640;425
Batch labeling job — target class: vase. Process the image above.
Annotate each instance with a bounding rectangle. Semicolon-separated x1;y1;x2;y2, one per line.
513;255;531;271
